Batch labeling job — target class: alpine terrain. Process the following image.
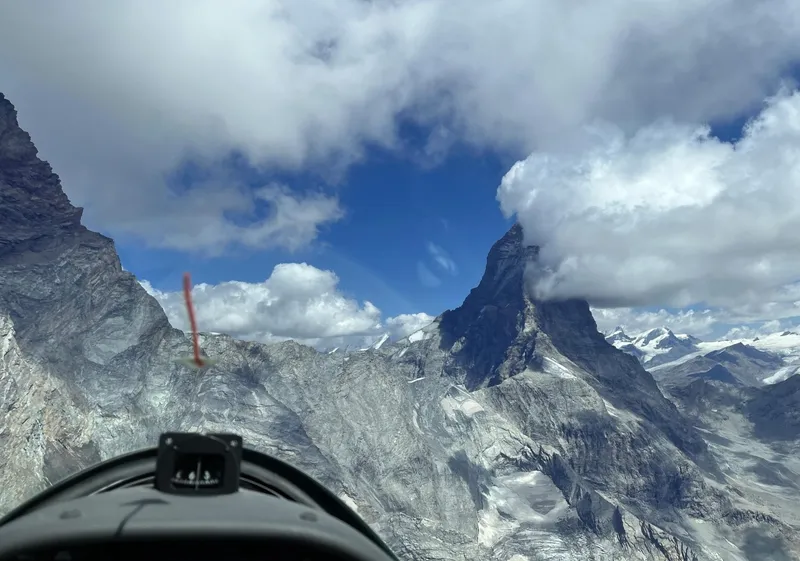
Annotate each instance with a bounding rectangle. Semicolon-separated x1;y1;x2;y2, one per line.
1;92;799;560
610;326;800;389
605;327;702;369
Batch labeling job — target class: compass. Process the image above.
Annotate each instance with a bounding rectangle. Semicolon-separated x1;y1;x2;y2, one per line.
155;433;242;496
171;453;223;489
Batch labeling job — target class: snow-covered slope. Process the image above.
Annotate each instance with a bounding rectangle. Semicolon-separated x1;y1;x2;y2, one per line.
605;326;701;368
605;326;634;345
733;330;800;362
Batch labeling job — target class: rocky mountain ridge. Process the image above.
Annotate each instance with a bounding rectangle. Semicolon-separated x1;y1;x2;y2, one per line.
651;343;788;389
1;92;798;560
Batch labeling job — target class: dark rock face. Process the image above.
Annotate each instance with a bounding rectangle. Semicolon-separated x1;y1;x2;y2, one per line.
707;343;781;366
439;223;542;390
1;92;799;560
0;93;83;256
686;364;740;385
746;374;800;441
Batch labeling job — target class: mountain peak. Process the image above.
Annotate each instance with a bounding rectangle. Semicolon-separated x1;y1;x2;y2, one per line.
638;326;675;345
0;94;38;162
432;224;717;466
437;223;542;389
0;93;84;256
710;342;784;366
437;224;656;394
468;222;538;304
605;325;633;344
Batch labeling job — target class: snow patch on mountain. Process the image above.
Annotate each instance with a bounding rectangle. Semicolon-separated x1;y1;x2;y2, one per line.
763;364;800;385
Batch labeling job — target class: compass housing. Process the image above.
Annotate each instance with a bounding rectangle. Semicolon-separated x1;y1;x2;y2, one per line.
155;433;243;496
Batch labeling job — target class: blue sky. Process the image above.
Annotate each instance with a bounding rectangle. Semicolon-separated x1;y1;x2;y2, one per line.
117;137;516;321
117;105;765;329
3;1;800;347
130;120;743;315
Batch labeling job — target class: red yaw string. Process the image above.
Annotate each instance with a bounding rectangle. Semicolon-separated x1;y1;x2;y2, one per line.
183;272;204;367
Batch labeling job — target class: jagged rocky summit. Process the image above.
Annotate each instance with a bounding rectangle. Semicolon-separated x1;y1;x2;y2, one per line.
0;92;798;561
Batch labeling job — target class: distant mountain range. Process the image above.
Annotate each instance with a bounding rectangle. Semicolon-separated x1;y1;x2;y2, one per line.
606;327;800;388
605;326;703;368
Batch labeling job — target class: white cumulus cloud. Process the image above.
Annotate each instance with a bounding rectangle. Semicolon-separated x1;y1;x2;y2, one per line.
1;0;799;253
591;308;719;337
722;320;789;340
500;90;800;327
386;313;438;339
590;306;800;340
139;263;433;349
147;182;344;256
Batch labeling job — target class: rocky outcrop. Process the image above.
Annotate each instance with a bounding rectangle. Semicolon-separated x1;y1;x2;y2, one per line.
0;93;83;256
